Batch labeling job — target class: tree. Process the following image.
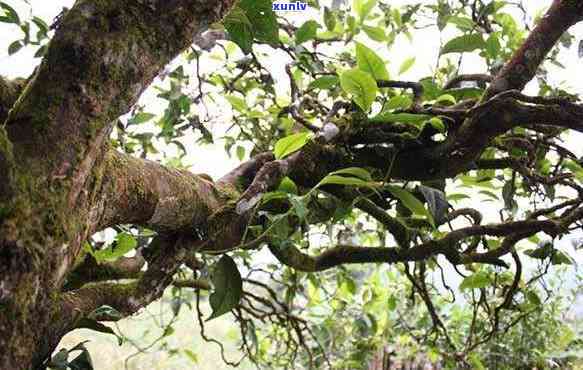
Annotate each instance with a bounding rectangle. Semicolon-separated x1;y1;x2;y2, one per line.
0;0;582;368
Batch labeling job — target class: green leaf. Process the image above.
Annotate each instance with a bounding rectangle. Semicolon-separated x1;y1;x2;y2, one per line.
468;353;486;370
448;193;470;202
354;0;377;21
355;42;389;81
385;95;412;110
362;25;386;42
115;232;137;251
428;117;445;132
446;16;474;31
289;195;308;220
460;271;491;290
318;175;373;188
236;145;245;161
340;68;378;111
163;326;175;337
129;112;156;125
0;3;20;24
391;8;402;27
386;185;435;227
240;0;279;44
278;177;298;194
20;22;30;44
387;294;397;311
68;345;94;370
76;318;123;345
441;33;486;54
485;33;501;58
329;167;373;181
346;15;356;34
8;40;23;55
435;94;457;105
223;7;254;53
309;75;339;90
479;190;499;200
92;233;138;262
274;132;311;159
552;250;574;265
526;290;541;306
49;349;70;370
34;44;47;58
317;167;376;189
323;7;336;31
524;242;553;259
398;57;415;75
261;191;289;204
88;305;123;321
564;160;583;182
32;16;49;38
208;255;243;320
184;349;199;364
296;20;320;44
445;87;484;100
370;112;431;125
225;95;247;112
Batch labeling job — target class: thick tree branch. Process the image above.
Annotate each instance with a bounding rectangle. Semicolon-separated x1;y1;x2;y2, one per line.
511;98;583;133
354;1;583;181
97;149;228;232
268;209;583;272
1;0;238;292
33;234;192;366
268;238;506;272
6;0;235;176
487;0;583;97
218;152;275;188
42;234;198;362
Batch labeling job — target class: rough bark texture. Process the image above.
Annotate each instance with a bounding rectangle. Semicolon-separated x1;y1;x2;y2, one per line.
0;0;235;368
0;0;582;369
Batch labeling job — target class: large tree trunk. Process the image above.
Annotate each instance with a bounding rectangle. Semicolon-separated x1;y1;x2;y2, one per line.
0;1;235;368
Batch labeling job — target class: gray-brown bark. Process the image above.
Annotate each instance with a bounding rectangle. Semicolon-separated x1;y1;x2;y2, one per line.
0;0;235;368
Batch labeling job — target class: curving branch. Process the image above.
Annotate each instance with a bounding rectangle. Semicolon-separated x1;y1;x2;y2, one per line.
354;197;410;248
268;239;507;272
377;80;424;108
269;207;583;272
37;233;199;367
486;0;583;97
352;0;583;181
97;149;227;233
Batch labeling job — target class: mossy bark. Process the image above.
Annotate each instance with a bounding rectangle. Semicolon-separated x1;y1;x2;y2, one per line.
0;1;235;368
